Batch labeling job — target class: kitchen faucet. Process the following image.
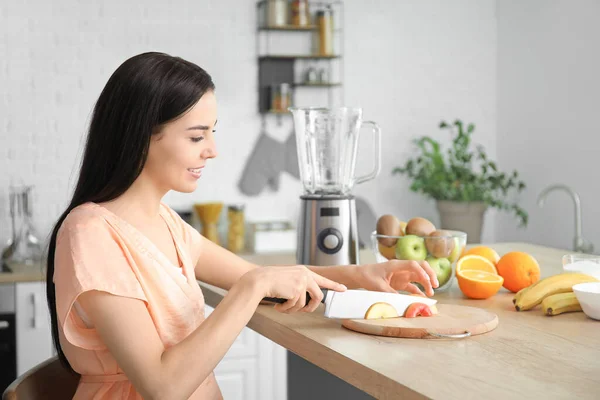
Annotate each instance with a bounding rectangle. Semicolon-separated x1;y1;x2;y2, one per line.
537;184;594;253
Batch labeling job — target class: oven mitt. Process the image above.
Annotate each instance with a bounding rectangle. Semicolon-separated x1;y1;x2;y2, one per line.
238;132;285;196
283;131;300;179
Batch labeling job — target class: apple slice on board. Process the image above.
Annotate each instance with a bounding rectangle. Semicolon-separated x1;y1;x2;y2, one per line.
364;302;399;319
363;301;439;319
410;294;439;315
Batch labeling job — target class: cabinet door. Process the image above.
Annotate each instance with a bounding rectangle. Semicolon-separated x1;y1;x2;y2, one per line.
15;282;53;376
214;358;258;400
204;305;285;400
204;305;258;358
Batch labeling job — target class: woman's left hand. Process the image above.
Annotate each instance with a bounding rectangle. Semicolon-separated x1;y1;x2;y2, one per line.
353;260;440;297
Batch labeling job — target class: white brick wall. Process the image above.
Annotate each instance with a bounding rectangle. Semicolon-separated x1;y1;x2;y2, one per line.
0;0;497;249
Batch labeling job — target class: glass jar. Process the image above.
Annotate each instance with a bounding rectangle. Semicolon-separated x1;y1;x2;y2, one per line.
318;67;328;83
265;0;287;27
271;83;292;112
227;205;245;253
193;202;223;245
316;6;334;55
305;66;318;83
291;0;310;26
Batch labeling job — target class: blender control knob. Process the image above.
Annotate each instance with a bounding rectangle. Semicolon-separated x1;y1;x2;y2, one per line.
323;234;339;250
317;228;343;254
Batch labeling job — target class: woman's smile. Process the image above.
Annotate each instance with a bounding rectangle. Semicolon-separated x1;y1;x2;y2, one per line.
187;167;203;179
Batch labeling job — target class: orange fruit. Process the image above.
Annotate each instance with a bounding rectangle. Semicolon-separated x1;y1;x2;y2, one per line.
495;251;541;293
461;246;501;266
456;254;498;275
456;270;504;299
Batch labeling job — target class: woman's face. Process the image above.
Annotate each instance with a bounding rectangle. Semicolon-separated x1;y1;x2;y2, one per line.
144;90;218;194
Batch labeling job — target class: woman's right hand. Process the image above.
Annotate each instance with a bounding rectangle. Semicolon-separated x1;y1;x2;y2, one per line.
241;265;347;314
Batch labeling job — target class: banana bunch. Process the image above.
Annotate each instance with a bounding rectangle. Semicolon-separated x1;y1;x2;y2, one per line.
513;272;598;313
542;292;582;316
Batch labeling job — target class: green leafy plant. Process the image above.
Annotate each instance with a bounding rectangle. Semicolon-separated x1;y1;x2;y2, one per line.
392;119;528;227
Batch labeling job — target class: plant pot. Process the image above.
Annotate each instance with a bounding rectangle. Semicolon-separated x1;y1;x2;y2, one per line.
436;200;487;244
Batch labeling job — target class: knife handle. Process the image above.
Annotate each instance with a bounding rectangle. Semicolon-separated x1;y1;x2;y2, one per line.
262;288;329;305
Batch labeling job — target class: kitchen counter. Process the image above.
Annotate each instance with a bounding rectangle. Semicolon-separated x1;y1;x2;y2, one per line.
0;263;45;283
200;242;600;400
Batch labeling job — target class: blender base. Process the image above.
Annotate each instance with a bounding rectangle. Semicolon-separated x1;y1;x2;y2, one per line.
296;194;359;266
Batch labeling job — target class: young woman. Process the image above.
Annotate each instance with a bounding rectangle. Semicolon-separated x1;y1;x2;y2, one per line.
46;52;438;400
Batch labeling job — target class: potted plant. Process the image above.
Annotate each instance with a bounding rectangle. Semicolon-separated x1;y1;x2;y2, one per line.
392;119;528;243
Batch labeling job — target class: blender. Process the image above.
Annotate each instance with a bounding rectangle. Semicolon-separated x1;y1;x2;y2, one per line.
289;107;381;266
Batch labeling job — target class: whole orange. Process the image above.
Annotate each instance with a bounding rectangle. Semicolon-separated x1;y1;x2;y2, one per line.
495;251;541;293
462;246;501;266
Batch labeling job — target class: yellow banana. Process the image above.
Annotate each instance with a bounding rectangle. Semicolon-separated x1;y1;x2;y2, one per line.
542;292;582;316
515;272;599;311
513;282;536;304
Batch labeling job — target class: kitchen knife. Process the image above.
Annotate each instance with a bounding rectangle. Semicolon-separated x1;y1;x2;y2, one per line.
263;288;437;319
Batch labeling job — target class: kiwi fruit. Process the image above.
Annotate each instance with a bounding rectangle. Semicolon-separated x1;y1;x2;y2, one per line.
376;214;402;246
425;230;455;258
405;217;436;237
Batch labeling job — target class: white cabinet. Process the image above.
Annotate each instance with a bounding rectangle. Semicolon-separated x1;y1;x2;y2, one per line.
205;305;287;400
15;281;53;376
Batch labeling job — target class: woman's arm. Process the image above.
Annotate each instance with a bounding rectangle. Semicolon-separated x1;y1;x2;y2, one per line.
77;261;347;400
192;234;436;296
77;277;264;400
193;234;365;293
193;235;259;290
306;265;363;289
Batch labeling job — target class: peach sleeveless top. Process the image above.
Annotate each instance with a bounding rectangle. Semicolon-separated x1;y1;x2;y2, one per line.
53;202;223;399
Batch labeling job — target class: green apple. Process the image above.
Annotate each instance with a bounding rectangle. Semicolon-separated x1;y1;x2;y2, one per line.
395;235;427;261
447;237;462;262
426;256;453;287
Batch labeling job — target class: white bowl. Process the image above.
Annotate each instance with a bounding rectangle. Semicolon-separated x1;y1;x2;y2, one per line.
573;282;600;320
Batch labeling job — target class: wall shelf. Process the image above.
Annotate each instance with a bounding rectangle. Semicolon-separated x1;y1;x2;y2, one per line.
258;55;340;60
294;82;341;87
256;0;344;114
258;25;318;31
262;109;291;115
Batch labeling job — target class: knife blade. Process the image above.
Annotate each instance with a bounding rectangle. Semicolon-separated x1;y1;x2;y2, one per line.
263;288;437;319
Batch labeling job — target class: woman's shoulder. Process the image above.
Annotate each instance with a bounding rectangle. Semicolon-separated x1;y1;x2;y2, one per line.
64;202;108;225
58;202;112;239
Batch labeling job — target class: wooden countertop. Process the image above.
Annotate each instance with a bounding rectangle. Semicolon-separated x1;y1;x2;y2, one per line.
0;263;45;283
200;242;600;400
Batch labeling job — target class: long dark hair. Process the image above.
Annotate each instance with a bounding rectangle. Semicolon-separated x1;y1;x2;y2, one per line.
45;52;215;373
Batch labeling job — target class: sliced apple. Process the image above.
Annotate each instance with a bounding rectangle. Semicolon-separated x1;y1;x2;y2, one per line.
409;294;439;315
364;302;399;319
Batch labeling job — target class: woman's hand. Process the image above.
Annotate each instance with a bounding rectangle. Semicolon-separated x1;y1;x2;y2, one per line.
354;260;439;296
241;265;347;314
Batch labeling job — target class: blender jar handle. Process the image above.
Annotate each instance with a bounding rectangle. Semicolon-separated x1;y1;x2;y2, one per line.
354;120;382;185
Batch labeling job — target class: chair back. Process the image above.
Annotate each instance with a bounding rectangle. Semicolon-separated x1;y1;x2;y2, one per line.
2;356;79;400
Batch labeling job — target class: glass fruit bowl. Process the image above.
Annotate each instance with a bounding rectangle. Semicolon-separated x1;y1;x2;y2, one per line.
370;230;468;292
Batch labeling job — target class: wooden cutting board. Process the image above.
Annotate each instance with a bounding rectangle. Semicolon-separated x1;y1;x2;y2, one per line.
341;304;498;339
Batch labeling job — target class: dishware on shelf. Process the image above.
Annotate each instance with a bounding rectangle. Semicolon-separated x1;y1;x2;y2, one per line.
1;185;43;272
